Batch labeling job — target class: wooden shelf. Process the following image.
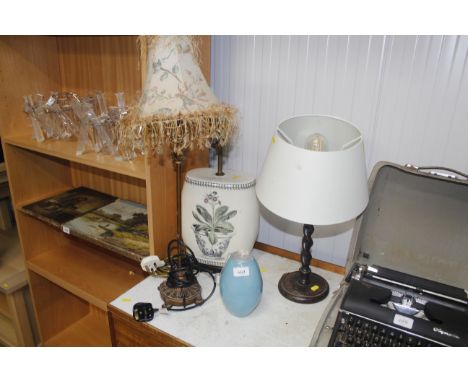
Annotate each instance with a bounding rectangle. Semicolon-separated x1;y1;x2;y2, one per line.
0;294;11;318
44;312;111;347
4;135;146;180
28;242;144;311
0;314;17;346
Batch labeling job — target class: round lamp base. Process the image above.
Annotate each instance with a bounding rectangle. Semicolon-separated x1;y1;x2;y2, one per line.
278;271;329;304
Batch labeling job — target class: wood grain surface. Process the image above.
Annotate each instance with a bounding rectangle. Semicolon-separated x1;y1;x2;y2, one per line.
108;305;190;347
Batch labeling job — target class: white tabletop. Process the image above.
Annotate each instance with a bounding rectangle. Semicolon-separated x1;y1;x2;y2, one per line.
110;249;343;346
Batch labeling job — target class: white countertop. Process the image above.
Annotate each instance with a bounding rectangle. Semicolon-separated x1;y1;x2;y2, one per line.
110;249;343;346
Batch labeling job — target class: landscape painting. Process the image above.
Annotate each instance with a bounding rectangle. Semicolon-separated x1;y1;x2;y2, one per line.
20;187;116;228
64;199;149;261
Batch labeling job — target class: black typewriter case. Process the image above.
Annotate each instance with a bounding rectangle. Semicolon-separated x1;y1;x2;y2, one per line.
310;162;468;347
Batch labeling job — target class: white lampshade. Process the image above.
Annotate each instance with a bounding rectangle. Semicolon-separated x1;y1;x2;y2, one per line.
256;115;369;226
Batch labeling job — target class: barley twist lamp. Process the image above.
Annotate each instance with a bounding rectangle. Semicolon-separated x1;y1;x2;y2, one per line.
256;115;369;303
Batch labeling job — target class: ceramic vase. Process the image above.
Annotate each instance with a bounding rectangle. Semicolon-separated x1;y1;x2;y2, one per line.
182;168;259;268
220;250;263;317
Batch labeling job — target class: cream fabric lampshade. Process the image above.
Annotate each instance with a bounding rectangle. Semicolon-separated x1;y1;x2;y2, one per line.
118;36;236;157
256;115;369;226
139;36;219;117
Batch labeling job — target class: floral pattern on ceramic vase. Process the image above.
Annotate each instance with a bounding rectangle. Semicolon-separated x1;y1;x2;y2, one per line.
192;191;237;258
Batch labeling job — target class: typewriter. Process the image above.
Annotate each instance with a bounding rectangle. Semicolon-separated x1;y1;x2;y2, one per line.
328;263;468;347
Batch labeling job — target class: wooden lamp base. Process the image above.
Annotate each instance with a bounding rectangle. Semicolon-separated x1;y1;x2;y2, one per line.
278;271;329;303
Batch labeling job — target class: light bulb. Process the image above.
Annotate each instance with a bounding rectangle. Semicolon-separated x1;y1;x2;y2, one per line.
305;133;328;152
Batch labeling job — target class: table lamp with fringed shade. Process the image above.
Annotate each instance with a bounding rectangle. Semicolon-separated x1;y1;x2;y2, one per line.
118;36;237;307
119;36;236;158
256;115;369;303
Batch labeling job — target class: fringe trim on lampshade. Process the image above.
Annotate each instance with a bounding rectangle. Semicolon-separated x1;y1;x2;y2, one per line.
117;104;237;157
120;35;234;157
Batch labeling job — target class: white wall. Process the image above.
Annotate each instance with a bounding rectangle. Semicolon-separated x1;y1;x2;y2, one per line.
211;35;468;266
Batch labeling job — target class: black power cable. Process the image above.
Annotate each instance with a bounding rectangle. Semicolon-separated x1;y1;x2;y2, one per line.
162;239;217;312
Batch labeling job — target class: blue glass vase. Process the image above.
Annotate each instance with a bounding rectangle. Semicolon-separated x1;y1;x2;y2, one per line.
220;250;263;317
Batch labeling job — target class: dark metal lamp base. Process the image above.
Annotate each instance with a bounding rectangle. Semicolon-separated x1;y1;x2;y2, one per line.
278;271;329;304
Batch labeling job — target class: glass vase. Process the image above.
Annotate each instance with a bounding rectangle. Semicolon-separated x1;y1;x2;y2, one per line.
220;249;263;317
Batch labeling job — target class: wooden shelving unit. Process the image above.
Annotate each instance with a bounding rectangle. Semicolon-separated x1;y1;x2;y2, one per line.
44;310;111;347
0;36;210;346
0;294;10;318
27;240;143;312
0;228;36;346
0;314;17;346
3;134;146;180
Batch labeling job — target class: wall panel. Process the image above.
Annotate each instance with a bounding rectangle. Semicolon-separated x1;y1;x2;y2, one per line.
212;35;468;266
